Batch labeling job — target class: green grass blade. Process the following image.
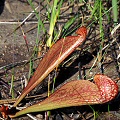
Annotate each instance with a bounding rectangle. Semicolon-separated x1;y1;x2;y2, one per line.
47;0;63;47
112;0;118;26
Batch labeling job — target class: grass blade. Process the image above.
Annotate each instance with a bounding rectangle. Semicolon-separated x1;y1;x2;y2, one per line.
47;0;63;47
112;0;118;26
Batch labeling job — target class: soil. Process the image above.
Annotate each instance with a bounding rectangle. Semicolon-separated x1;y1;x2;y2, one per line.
0;0;120;120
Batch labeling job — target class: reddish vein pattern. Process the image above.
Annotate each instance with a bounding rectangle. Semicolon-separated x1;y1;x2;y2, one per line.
94;74;118;102
13;26;87;107
11;74;118;118
39;74;118;106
